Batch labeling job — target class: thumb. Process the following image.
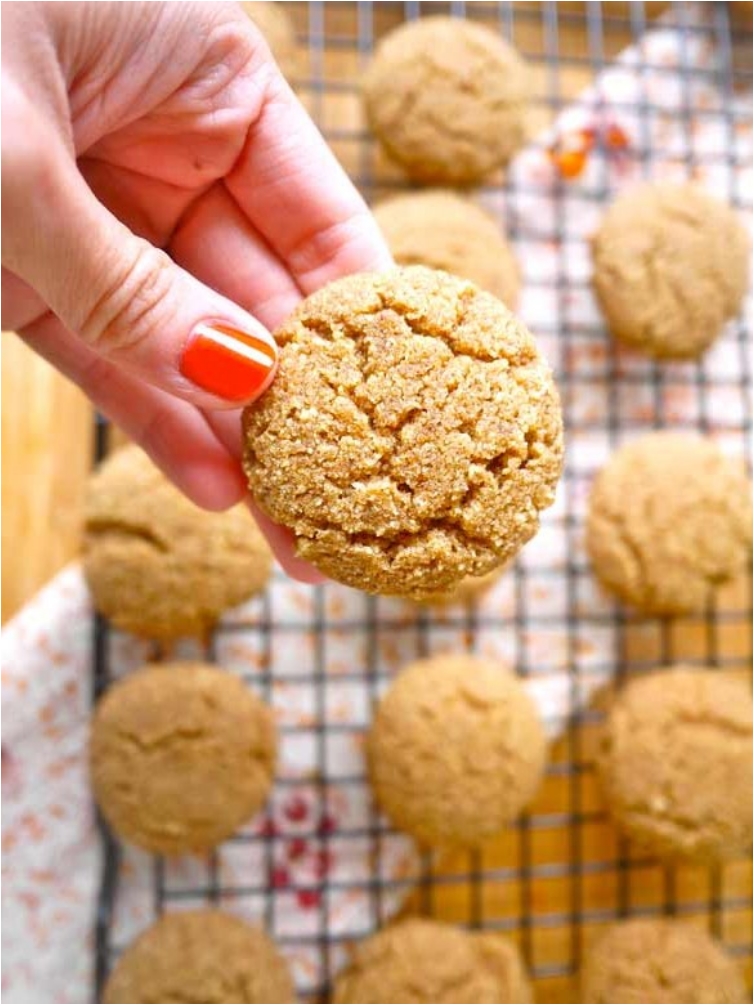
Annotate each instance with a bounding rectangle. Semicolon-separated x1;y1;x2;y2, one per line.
2;128;277;410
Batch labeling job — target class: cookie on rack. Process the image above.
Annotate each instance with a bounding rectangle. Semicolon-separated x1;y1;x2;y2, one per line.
83;444;272;640
367;654;547;847
596;667;752;863
592;182;750;359
242;266;563;600
333;917;532;1004
581;917;746;1004
586;432;752;616
363;16;531;184
103;910;294;1004
241;1;299;79
91;662;277;855
373;190;521;307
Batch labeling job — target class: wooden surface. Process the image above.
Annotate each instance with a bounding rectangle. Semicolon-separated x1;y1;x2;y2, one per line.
2;4;751;1002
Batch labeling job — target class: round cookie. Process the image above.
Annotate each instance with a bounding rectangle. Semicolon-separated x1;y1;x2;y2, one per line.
373;191;520;307
419;564;507;608
241;1;299;79
367;654;547;847
581;918;747;1004
586;432;752;616
596;668;752;863
363;17;531;184
333;918;532;1004
103;910;294;1004
592;182;750;359
83;445;272;639
91;663;277;855
242;266;563;600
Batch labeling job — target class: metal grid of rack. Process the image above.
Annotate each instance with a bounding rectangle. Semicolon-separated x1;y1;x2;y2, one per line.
93;3;753;1002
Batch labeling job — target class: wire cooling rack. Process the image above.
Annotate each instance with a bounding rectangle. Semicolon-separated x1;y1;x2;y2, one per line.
92;3;753;1002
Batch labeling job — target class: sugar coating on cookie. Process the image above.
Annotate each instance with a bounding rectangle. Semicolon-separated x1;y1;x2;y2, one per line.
241;1;299;78
592;182;750;359
242;266;563;599
333;918;532;1004
597;668;752;863
367;654;547;846
103;910;294;1004
373;191;520;307
581;918;747;1004
363;16;531;184
83;445;272;639
91;663;277;855
586;432;752;615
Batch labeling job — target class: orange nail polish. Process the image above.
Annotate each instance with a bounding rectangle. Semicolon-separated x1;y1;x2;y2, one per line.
180;323;277;402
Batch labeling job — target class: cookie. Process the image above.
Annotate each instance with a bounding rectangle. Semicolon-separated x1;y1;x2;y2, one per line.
582;918;747;1004
103;910;294;1004
367;654;547;846
418;564;507;607
373;191;520;307
592;182;750;359
596;668;752;862
83;445;272;639
242;266;563;599
333;918;531;1004
363;16;530;184
241;1;299;79
91;663;277;855
586;432;752;615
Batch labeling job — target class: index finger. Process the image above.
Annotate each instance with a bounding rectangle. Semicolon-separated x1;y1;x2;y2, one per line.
225;70;392;293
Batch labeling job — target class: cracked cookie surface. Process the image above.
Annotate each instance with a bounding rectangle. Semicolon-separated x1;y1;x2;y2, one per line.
333;917;532;1004
596;668;753;863
362;16;531;184
367;654;547;847
103;910;294;1004
90;662;277;855
582;918;746;1004
83;444;272;639
242;266;562;599
592;182;750;359
586;432;752;615
373;190;520;307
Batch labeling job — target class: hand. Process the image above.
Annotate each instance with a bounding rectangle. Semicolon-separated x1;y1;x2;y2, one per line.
1;1;391;580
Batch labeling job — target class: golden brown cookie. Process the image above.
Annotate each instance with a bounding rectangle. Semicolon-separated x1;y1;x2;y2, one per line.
582;918;747;1004
363;17;531;184
596;668;752;863
91;663;277;855
373;191;520;307
367;654;546;847
103;910;295;1004
242;266;563;600
333;918;532;1004
586;432;752;616
241;1;299;79
83;445;272;639
418;564;507;608
592;182;750;359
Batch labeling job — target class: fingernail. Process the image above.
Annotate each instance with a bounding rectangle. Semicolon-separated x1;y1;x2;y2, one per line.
180;322;277;402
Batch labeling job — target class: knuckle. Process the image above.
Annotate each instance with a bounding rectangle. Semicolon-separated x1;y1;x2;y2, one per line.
77;241;174;355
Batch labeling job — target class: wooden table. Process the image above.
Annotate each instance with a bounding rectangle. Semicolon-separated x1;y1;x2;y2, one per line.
2;3;751;1000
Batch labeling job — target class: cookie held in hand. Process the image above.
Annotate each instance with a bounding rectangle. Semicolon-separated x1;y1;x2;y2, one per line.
242;266;562;599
